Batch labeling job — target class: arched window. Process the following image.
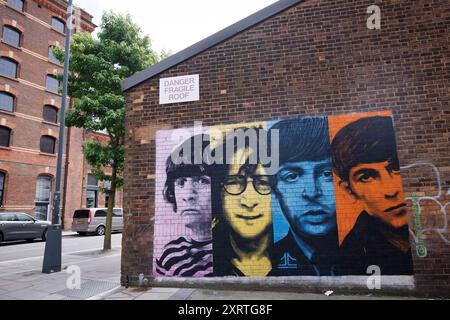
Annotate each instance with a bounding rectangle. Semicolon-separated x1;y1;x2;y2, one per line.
35;175;51;221
48;46;60;64
0;126;11;147
2;26;21;47
0;172;6;206
0;57;18;78
0;92;14;113
46;75;60;93
51;17;65;34
43;105;58;123
40;135;56;154
7;0;24;12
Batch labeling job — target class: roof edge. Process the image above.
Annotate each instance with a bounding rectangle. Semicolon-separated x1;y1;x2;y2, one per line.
122;0;304;92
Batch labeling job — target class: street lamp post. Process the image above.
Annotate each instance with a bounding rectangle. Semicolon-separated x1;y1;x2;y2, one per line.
42;0;74;274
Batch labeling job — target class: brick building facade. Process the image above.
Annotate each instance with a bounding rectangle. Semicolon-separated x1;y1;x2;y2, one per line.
122;0;449;296
0;0;122;230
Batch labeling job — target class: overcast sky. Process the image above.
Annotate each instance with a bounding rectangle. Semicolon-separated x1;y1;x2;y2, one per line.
74;0;278;55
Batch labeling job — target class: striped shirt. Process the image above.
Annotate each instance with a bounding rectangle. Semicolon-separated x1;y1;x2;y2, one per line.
155;237;214;277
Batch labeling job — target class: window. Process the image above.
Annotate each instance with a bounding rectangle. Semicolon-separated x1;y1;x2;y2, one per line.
104;180;113;207
17;213;34;222
73;209;90;219
40;135;56;154
51;17;65;34
7;0;24;12
35;176;51;221
0;126;11;147
43;105;58;123
0;92;14;112
105;193;110;207
86;190;98;208
0;172;5;206
0;214;17;221
88;174;98;187
87;174;98;208
46;75;59;93
48;46;60;64
94;210;107;218
2;26;21;47
113;209;122;217
0;57;18;78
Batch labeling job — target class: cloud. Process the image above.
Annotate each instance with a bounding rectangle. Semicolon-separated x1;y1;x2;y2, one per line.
74;0;277;54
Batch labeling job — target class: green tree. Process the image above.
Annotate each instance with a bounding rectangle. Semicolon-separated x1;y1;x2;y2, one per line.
55;11;159;250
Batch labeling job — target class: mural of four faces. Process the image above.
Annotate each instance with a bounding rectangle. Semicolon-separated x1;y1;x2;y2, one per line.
153;111;414;278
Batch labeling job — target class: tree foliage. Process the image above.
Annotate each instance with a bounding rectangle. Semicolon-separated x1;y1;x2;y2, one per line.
55;11;160;250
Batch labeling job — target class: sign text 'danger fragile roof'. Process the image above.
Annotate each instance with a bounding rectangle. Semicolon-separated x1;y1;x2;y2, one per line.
159;75;200;105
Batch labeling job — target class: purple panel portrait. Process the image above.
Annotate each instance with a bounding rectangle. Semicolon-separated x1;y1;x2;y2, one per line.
153;128;214;277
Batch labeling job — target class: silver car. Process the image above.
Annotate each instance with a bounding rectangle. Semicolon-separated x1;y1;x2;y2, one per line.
71;208;123;236
0;212;51;243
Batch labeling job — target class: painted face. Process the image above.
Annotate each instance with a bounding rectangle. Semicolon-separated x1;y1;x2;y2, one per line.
222;149;272;240
348;161;407;228
174;175;212;232
276;159;337;237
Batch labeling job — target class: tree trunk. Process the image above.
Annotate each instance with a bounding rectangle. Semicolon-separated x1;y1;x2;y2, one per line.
103;164;117;251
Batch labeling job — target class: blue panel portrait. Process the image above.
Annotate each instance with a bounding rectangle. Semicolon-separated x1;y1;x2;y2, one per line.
267;117;339;276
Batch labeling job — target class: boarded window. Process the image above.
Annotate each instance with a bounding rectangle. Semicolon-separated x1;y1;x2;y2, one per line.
0;126;11;147
40;136;56;154
0;172;5;206
43;105;58;123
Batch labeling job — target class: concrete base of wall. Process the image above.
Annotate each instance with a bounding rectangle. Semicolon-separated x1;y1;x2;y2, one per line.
121;274;417;297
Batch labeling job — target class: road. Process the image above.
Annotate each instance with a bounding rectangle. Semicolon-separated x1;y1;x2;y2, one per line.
0;232;122;262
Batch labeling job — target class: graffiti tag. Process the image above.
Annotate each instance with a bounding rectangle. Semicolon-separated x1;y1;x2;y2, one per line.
402;162;450;248
412;194;427;258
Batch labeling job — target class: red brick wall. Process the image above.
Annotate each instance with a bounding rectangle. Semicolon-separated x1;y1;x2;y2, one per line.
123;0;449;295
0;0;101;228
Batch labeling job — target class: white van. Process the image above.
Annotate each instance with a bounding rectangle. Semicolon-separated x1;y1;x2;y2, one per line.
71;208;123;236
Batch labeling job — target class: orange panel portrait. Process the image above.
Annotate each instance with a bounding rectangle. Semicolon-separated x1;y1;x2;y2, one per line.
329;111;413;275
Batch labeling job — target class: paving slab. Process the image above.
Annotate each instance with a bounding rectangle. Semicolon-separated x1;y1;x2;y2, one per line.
0;281;34;292
135;292;179;300
187;289;421;300
36;294;67;300
105;292;131;299
7;288;56;300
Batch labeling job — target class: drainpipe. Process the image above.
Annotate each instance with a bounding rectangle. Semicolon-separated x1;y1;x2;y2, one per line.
61;97;73;230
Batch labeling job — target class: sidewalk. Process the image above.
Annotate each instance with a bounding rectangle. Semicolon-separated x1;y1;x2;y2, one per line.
101;286;423;300
0;257;425;300
0;238;429;300
0;247;121;300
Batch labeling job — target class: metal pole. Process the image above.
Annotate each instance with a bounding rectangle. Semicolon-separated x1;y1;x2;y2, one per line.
43;0;73;274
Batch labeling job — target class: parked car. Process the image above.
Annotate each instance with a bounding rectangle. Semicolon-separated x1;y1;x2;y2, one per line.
0;212;51;243
72;208;123;236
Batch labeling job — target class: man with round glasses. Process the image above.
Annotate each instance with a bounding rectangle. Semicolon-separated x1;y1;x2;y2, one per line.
212;127;274;277
222;174;272;197
268;117;340;276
